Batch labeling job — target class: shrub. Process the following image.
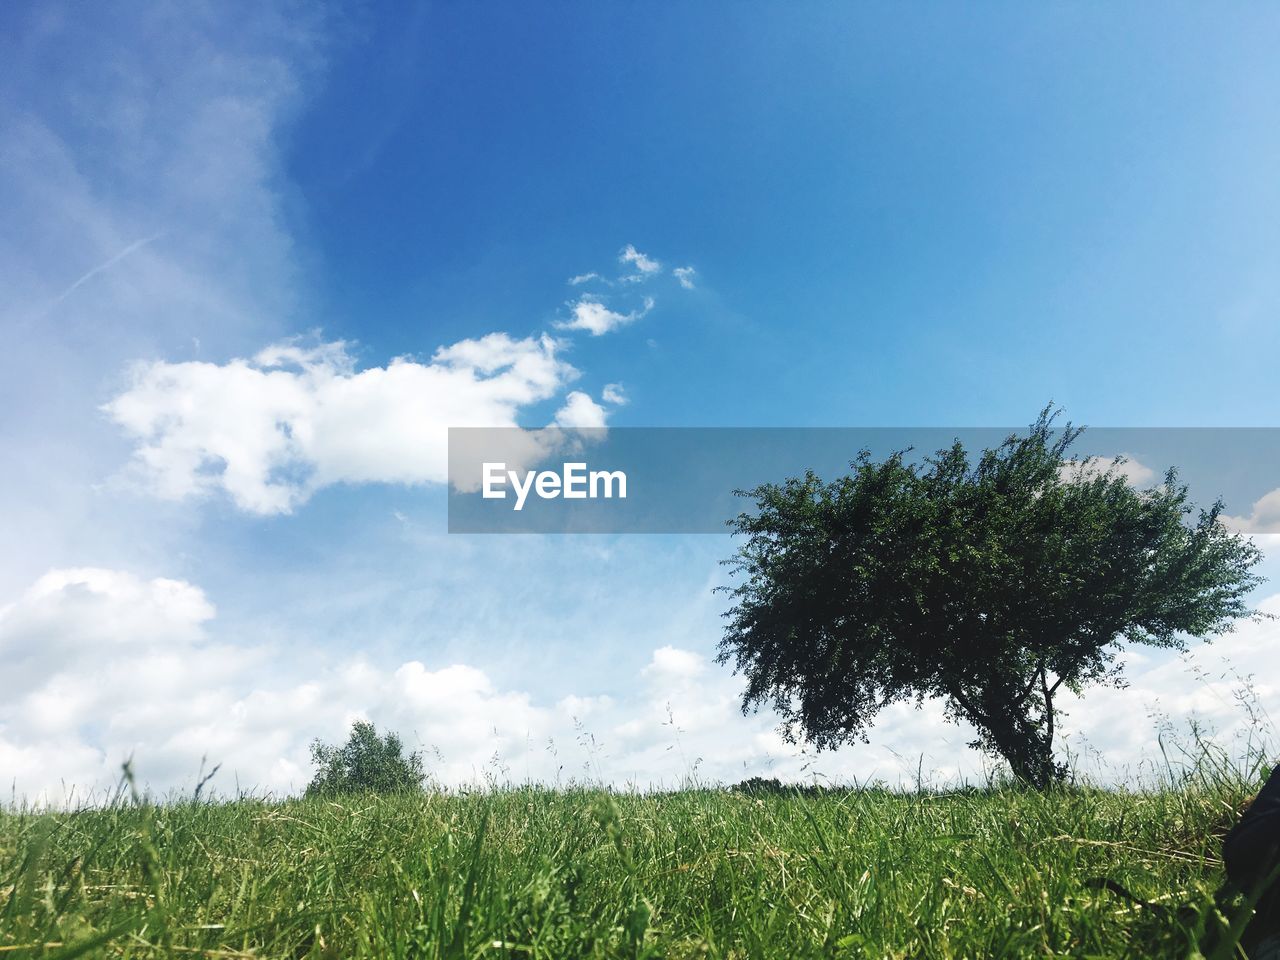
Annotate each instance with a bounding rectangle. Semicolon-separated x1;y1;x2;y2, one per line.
306;720;425;796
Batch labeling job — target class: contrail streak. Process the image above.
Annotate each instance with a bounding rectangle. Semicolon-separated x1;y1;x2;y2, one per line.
23;232;165;324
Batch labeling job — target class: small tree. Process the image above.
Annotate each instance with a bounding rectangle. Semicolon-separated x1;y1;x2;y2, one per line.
718;408;1265;788
306;720;426;796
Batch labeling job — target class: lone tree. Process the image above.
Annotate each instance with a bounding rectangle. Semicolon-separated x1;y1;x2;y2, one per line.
718;409;1265;788
306;720;426;796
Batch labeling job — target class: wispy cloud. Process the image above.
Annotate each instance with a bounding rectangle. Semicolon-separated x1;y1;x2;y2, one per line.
619;243;661;279
555;296;653;336
1;5;321;344
27;233;166;323
0;0;325;589
673;265;697;289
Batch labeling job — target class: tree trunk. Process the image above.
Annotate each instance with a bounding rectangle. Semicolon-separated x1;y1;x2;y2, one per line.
948;683;1066;788
982;712;1061;789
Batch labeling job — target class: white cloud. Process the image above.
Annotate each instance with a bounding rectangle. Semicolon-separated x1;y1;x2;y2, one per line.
0;568;251;800
1057;458;1280;536
644;645;706;683
619;244;661;277
0;569;964;801
559;300;630;336
553;391;609;429
1053;594;1280;777
0;568;215;700
104;334;579;514
34;233;166;316
0;1;323;591
1058;454;1156;488
555;296;653;336
0;567;561;800
570;247;696;292
602;383;628;406
1;5;320;345
1224;488;1280;534
7;567;1278;803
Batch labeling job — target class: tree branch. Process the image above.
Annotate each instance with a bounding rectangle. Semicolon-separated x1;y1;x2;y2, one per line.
947;686;989;725
1040;664;1055;753
1013;659;1044;707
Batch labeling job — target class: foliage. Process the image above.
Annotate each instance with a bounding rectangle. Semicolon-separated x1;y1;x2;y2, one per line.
306;720;425;797
0;754;1272;958
731;776;787;795
718;407;1265;787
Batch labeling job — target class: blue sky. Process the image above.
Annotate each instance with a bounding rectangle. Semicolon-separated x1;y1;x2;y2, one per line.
3;2;1280;800
285;2;1280;426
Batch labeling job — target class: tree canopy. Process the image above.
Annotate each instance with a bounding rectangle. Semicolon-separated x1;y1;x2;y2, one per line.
717;409;1265;787
306;721;426;796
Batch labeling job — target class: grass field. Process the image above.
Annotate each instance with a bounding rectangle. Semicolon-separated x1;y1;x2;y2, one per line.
1;753;1274;960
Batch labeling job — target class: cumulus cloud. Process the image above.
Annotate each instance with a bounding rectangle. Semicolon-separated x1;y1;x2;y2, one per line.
0;568;564;800
553;391;609;429
673;266;697;289
6;567;1278;804
0;568;215;700
618;244;661;277
104;334;583;514
556;296;653;336
1053;594;1280;776
1224;488;1280;534
0;568;256;800
1058;454;1157;487
0;568;965;801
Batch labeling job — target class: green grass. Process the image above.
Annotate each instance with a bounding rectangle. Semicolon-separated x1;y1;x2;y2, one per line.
1;755;1274;960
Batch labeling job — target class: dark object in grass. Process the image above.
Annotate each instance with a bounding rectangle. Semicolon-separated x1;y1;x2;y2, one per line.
1223;764;1280;955
1085;877;1178;919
